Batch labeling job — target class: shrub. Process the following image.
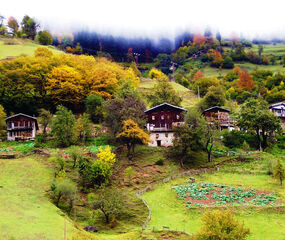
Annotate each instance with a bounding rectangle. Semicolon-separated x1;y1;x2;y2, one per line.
124;166;136;185
68;146;81;168
273;159;285;186
155;158;164;165
90;160;112;186
194;209;250;240
266;158;276;175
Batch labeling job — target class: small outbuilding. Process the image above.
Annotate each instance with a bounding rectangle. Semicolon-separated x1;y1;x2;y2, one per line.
6;113;39;141
202;106;233;130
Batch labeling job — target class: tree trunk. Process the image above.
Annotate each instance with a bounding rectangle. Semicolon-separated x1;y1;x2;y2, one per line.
281;177;283;186
256;129;262;151
127;143;132;163
56;193;62;207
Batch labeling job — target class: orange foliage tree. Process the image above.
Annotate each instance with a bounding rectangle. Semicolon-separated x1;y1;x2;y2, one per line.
193;71;204;81
237;70;254;91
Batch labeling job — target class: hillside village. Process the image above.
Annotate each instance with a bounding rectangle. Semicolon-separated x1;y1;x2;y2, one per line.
0;11;285;240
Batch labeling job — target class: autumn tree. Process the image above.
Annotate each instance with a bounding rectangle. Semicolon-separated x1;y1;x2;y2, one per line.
51;105;76;147
117;119;150;162
8;17;19;36
195;209;250;240
273;159;285;186
0;105;7;141
237;70;255;91
193;70;204;81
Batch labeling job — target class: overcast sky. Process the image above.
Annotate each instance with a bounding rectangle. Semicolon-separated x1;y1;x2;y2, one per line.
1;0;285;39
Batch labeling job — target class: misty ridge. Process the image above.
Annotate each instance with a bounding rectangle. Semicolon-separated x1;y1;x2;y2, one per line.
55;30;285;63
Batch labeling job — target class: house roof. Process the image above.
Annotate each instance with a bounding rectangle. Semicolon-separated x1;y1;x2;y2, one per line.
269;102;285;109
202;106;230;113
6;113;39;130
144;102;187;113
6;113;37;121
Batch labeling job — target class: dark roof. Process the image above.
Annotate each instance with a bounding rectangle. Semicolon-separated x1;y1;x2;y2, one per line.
269;102;285;109
6;113;37;121
144;102;187;114
202;106;230;113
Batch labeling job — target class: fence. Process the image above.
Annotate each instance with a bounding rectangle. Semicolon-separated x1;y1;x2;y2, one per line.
136;167;217;230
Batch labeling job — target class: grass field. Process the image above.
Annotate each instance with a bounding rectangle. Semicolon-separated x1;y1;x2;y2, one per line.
0;37;61;59
139;78;199;108
142;154;285;239
0;155;77;240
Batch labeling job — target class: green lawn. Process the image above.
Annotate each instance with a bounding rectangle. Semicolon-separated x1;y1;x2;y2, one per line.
0;155;77;240
0;37;61;59
142;166;285;239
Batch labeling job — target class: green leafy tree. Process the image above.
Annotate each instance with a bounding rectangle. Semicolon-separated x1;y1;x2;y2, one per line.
195;209;250;240
75;113;92;143
200;86;226;110
37;30;53;45
0;105;7;141
51;179;77;212
238;98;282;151
51;106;76;147
193;77;219;97
104;95;146;136
90;160;112;186
38;108;52;136
88;188;124;224
172;109;207;167
68;146;81;168
147;79;182;107
21;15;38;39
85;94;104;123
124;166;136;185
273;159;285;186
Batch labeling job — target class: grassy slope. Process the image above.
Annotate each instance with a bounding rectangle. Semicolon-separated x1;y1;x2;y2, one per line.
139;78;199;108
0;155;77;240
0;37;61;59
142;153;285;240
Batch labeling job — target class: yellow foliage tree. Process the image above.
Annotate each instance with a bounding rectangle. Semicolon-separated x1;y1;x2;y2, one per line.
97;146;116;166
117;119;150;162
149;68;168;81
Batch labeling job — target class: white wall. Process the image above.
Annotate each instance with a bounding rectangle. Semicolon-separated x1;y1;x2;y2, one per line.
148;132;174;147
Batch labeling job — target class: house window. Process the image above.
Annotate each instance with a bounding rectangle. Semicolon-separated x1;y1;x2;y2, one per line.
165;133;168;138
152;115;155;120
161;115;164;120
177;115;180;120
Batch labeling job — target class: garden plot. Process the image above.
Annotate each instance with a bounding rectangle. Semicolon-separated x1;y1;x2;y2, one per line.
172;182;279;207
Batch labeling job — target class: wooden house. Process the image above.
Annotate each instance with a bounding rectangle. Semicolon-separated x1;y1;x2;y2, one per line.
269;102;285;129
6;113;39;141
202;106;233;130
145;103;186;147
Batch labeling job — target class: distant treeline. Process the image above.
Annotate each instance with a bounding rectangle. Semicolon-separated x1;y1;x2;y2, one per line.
54;31;195;62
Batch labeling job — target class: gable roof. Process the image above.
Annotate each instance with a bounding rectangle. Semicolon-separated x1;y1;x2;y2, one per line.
144;102;187;114
269;102;285;109
202;106;230;113
6;113;39;130
6;113;37;121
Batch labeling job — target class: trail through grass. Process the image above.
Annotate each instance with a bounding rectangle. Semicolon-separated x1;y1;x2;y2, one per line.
0;155;77;240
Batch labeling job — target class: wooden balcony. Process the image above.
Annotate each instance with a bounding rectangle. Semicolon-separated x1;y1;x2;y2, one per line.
7;126;33;130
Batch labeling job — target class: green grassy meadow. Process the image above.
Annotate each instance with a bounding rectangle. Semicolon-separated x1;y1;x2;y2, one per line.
0;155;77;240
142;154;285;240
0;37;61;59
